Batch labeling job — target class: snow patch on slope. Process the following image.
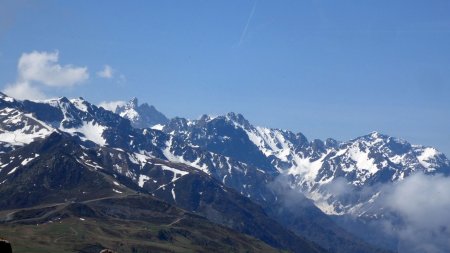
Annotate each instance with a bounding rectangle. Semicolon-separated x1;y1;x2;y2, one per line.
0;109;53;146
21;154;39;166
120;108;139;122
63;121;107;146
416;147;439;170
138;175;150;187
162;136;209;173
347;144;379;175
70;98;89;112
151;124;164;131
159;164;189;182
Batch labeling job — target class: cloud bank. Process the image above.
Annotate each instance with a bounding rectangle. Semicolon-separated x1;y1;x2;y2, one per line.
3;50;89;100
311;173;450;253
381;173;450;253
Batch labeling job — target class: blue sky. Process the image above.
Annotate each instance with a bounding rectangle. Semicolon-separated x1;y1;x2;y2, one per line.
1;0;449;154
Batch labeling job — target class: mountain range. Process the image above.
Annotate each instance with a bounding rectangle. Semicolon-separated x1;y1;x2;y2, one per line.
1;93;449;252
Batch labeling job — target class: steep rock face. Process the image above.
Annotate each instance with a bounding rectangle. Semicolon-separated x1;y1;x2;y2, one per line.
87;144;324;253
115;98;169;129
0;107;53;153
0;93;167;158
0;133;132;210
161;113;450;217
151;110;449;252
163;114;276;171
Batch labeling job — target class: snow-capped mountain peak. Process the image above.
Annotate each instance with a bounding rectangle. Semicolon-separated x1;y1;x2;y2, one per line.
224;112;252;128
1;94;449;235
0;94;448;252
70;97;90;112
115;98;168;128
128;97;139;108
0;94;133;148
158;109;450;216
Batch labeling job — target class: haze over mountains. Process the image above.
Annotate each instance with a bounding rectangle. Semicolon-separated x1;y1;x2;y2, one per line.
0;93;449;253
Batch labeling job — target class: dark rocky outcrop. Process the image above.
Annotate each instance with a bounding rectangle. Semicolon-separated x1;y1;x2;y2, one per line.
0;239;12;253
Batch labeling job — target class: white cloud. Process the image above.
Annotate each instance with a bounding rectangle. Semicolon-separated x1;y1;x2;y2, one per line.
2;50;89;100
324;173;450;253
98;100;125;112
3;81;46;100
97;65;114;79
380;173;450;253
323;177;354;197
18;50;88;86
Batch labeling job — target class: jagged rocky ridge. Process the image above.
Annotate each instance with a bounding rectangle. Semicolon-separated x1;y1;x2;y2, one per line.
108;97;450;252
115;97;169;129
156;112;450;215
4;94;446;252
0;93;328;253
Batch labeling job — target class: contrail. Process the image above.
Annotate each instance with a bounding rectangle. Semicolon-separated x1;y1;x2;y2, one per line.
238;0;258;46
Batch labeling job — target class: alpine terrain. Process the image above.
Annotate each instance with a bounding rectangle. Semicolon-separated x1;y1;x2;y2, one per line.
1;93;448;252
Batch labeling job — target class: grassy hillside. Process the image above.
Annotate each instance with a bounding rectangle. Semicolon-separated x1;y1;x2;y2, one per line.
0;196;286;253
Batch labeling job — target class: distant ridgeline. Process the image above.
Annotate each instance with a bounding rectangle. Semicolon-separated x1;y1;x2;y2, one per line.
0;92;448;253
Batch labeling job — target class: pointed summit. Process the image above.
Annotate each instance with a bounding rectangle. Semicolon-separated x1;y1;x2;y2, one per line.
225;112;251;128
116;98;169;128
128;97;138;108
